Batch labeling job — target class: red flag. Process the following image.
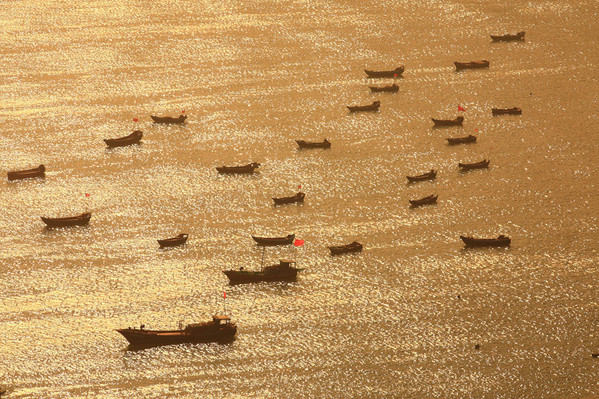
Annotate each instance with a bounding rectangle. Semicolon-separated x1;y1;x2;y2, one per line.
223;291;227;299
393;74;398;77
298;184;301;190
474;128;478;132
181;110;185;114
85;193;90;198
133;118;138;122
458;105;466;112
294;239;304;247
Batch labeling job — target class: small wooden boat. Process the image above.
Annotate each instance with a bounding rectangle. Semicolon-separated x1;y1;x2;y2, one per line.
329;241;363;255
407;170;436;182
347;101;380;113
492;107;522;116
7;164;45;181
460;235;511;247
151;115;187;124
446;135;477;145
409;194;438;207
117;315;236;348
41;212;91;228
252;234;295;246
296;139;331;149
273;192;305;205
432;116;464;126
364;66;405;78
454;60;490;70
104;130;143;148
490;31;525;42
158;233;188;248
223;259;302;284
369;84;399;93
216;162;260;174
458;159;490;170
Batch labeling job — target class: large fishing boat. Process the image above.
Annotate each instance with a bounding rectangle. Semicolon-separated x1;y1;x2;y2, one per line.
223;259;302;284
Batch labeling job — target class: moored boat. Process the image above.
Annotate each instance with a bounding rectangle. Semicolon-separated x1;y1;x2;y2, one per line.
329;241;363;255
364;66;404;78
7;164;45;181
273;192;305;205
104;130;143;148
158;233;188;248
223;259;302;284
458;159;490;170
216;162;260;174
347;101;380;112
116;315;236;348
407;170;436;182
490;31;525;42
252;234;295;246
296;139;331;149
151;115;187;124
432;116;464;127
492;107;522;116
447;135;477;145
41;212;91;228
454;60;490;70
369;84;399;93
409;194;438;207
460;235;511;247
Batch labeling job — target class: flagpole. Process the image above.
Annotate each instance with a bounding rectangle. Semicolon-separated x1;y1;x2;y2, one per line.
223;291;227;316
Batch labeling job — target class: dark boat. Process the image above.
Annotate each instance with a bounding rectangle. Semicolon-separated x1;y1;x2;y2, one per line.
492;107;522;116
116;315;236;348
458;159;490;170
273;192;305;205
432;116;464;126
223;259;302;284
252;234;295;246
460;235;511;247
407;170;436;182
41;212;91;228
7;164;45;181
364;66;405;78
490;31;525;42
329;241;363;255
216;162;260;174
409;194;438;207
369;84;399;93
454;60;490;70
446;135;477;145
104;130;143;148
347;101;380;113
158;233;188;248
150;115;187;124
296;139;331;149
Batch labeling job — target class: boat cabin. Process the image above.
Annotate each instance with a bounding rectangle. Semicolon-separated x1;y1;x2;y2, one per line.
278;259;295;268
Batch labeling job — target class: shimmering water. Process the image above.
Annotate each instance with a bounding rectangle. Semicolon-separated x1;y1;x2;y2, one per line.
1;0;598;397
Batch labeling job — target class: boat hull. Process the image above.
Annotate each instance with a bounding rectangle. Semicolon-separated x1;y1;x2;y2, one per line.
273;193;305;205
364;66;404;78
158;234;188;248
223;268;300;284
454;60;490;70
447;135;477;145
409;195;438;207
117;325;236;348
329;242;363;255
252;234;295;246
104;130;143;148
7;165;46;181
41;213;91;228
296;140;331;149
151;115;187;124
460;236;511;247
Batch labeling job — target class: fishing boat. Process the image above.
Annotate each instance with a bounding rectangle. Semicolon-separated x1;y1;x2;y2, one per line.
458;159;490;170
273;192;305;205
41;212;91;228
329;241;363;255
492;107;522;116
369;84;399;93
490;31;525;42
116;315;236;348
460;235;511;247
251;234;295;246
454;60;490;70
296;139;331;149
432;116;464;126
446;135;477;145
407;170;436;182
158;233;188;248
364;66;404;78
216;162;260;174
7;164;45;181
409;194;438;207
150;115;187;124
223;259;302;284
104;130;143;148
347;101;380;112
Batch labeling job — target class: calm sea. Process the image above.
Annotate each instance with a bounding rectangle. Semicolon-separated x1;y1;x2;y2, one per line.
1;0;598;397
